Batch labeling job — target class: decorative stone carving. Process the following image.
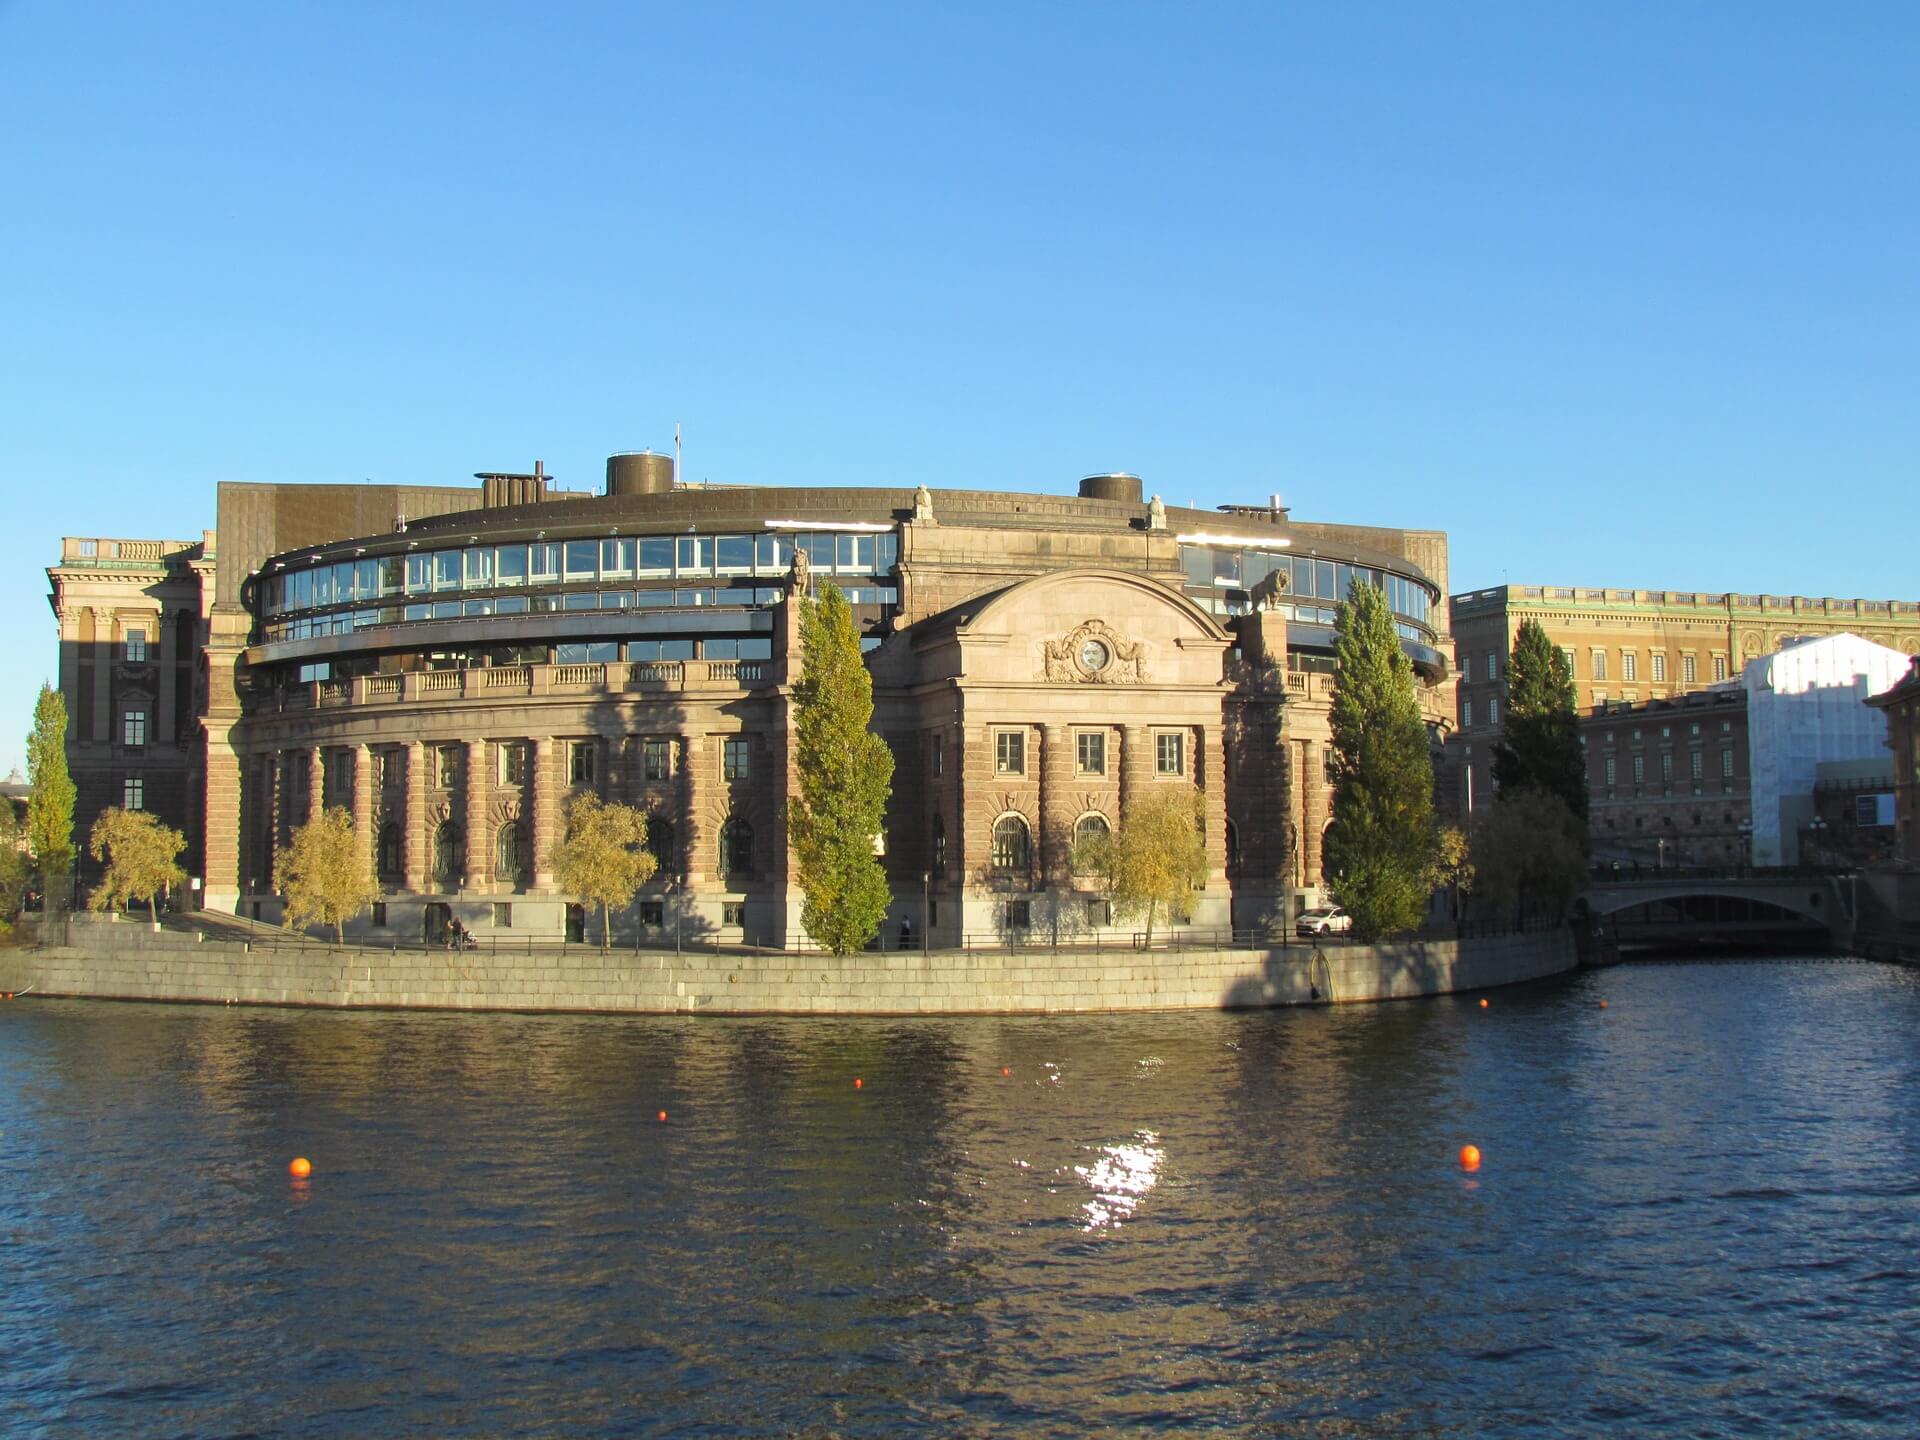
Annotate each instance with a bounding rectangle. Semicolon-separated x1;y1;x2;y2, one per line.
913;484;935;523
489;795;523;827
1043;619;1146;684
1249;568;1291;611
1148;494;1167;531
790;546;811;599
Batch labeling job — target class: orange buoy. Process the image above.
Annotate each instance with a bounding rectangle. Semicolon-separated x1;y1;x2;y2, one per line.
1001;1067;1011;1076
657;1110;668;1123
854;1077;863;1089
1478;998;1489;1009
288;1157;312;1179
1599;1000;1609;1009
1459;1144;1481;1172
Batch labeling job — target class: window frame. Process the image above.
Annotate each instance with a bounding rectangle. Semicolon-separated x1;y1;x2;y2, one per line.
1155;731;1186;777
1075;731;1107;776
994;729;1026;777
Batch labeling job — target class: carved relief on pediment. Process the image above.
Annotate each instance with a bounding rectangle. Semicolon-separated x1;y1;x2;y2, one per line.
1042;618;1145;684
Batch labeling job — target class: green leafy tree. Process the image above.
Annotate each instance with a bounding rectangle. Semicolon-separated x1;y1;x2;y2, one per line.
548;792;657;949
788;582;894;955
1323;579;1437;939
1492;619;1589;821
278;806;379;944
26;684;76;902
0;806;29;931
88;808;186;923
1469;789;1587;924
1073;790;1210;946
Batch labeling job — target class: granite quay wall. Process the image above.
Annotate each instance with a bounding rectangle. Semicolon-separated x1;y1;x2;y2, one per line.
3;920;1576;1015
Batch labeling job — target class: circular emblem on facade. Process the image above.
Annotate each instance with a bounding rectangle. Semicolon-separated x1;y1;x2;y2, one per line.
1079;637;1111;673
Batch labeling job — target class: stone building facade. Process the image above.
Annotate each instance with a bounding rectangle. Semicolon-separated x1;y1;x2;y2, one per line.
1867;657;1920;866
1581;687;1751;869
1452;583;1920;821
55;462;1453;946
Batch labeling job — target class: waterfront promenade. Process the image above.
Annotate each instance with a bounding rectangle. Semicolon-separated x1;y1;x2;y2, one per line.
3;915;1574;1014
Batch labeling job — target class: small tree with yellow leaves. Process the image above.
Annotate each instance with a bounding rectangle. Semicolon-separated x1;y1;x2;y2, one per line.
1073;790;1210;947
88;807;186;926
279;806;379;944
548;792;656;949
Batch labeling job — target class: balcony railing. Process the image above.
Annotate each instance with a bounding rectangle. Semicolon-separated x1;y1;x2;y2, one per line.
278;659;776;713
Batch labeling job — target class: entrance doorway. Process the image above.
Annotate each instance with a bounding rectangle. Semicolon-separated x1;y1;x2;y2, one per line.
424;903;452;945
565;903;586;944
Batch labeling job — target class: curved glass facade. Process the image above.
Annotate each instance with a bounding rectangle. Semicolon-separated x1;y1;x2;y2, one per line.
1178;545;1436;642
254;529;901;644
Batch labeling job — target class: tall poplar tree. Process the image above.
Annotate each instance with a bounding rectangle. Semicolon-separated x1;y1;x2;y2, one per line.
1492;619;1589;821
26;684;76;902
788;583;894;955
1323;580;1436;939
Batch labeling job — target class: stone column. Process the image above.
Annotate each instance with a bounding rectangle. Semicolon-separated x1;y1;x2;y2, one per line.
1198;724;1228;884
1040;723;1073;887
91;610;112;743
1119;724;1151;818
354;743;375;878
1299;738;1326;892
682;734;707;883
532;737;557;888
261;750;284;893
157;608;177;744
200;723;243;912
465;738;489;892
403;741;427;892
307;748;325;825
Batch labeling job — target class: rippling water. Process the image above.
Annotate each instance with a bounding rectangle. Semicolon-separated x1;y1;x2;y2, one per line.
5;957;1920;1436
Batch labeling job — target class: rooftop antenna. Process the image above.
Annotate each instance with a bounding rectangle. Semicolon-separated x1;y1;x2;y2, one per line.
674;422;683;488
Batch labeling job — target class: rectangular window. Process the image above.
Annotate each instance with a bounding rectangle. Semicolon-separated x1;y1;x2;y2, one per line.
1460;653;1473;683
1690;750;1703;780
372;902;387;927
125;627;147;662
1623;653;1638;682
723;737;751;781
1156;732;1185;776
1077;732;1106;775
1713;655;1728;682
1487;651;1500;680
1591;650;1608;682
676;535;713;576
563;540;599;579
1462;699;1473;729
1661;753;1673;783
1652;653;1667;683
437;746;459;788
996;730;1025;775
570;741;596;785
722;902;746;927
715;536;754;574
1632;754;1645;784
1087;898;1111;927
637;538;674;576
1682;654;1697;684
493;903;512;929
643;740;672;781
1560;646;1577;677
499;742;528;785
1722;748;1734;778
640;901;664;927
123;777;144;810
1488;697;1499;726
1604;756;1617;787
434;550;462;591
930;734;944;778
123;710;147;748
1007;900;1031;930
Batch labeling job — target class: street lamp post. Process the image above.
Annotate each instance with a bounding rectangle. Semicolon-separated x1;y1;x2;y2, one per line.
672;872;682;956
921;871;931;955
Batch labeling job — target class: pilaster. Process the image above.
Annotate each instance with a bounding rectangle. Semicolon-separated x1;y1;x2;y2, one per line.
1040;723;1073;886
465;737;489;890
533;737;557;888
403;741;428;892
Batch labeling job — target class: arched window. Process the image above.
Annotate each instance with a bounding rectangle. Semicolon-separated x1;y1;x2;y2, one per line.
930;814;946;875
645;814;675;872
433;821;463;886
719;815;753;876
495;822;524;883
377;823;402;883
1072;813;1110;871
991;814;1030;872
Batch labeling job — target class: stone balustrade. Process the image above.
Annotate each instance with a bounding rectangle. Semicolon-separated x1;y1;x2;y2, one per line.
282;659;774;713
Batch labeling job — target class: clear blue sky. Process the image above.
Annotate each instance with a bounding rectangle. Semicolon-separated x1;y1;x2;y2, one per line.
2;3;1915;772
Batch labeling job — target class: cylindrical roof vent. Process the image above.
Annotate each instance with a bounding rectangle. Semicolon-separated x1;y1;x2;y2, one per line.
1078;472;1143;503
607;451;676;496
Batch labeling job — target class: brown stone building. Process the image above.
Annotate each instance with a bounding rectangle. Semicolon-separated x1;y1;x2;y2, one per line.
1581;687;1751;869
1452;583;1920;820
1867;656;1920;865
54;460;1453;946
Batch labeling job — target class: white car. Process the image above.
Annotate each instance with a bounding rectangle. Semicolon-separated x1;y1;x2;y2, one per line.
1296;906;1353;937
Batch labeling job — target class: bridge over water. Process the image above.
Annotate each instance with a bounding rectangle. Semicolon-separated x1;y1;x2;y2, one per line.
1583;868;1854;950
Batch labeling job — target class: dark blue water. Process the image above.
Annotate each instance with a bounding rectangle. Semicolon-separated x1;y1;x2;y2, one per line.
4;958;1919;1437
